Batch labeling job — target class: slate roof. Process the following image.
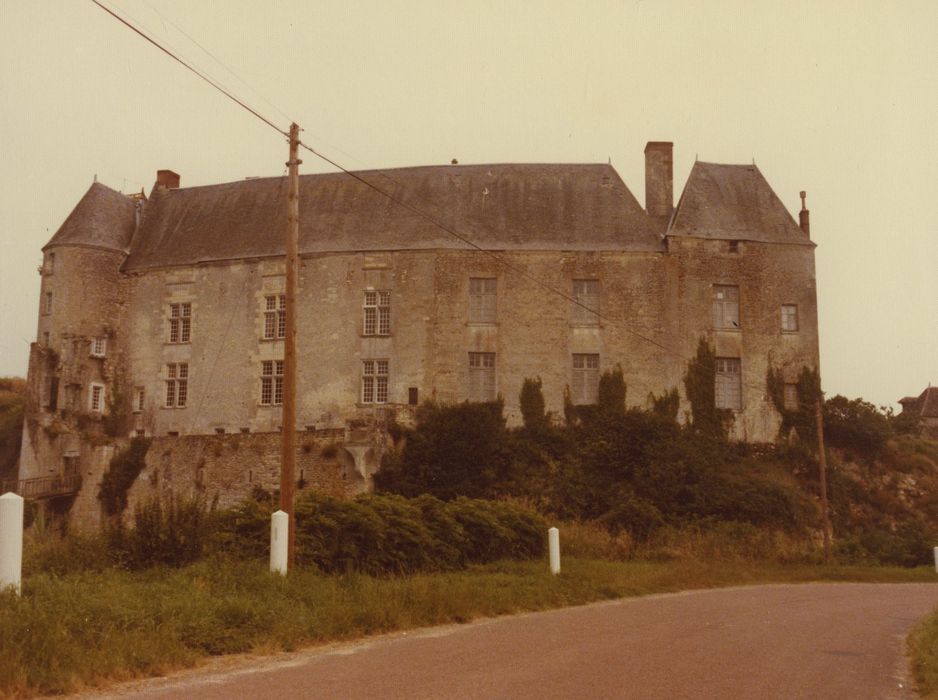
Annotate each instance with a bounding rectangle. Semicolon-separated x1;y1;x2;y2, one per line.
900;387;938;419
43;182;137;253
122;163;659;271
668;162;812;245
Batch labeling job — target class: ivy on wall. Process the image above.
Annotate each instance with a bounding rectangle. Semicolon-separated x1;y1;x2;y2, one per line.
98;437;151;517
683;337;733;438
766;365;821;444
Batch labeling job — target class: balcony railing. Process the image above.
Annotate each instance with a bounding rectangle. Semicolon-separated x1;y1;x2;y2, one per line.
0;473;82;499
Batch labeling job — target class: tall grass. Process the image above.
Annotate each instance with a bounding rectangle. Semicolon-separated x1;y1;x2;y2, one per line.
909;606;938;698
1;557;934;697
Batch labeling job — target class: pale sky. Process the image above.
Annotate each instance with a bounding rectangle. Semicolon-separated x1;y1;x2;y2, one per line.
1;0;936;409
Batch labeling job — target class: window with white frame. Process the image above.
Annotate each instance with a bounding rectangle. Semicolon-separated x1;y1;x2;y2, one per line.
133;387;145;413
361;359;389;404
714;357;741;410
90;337;107;358
165;363;188;408
469;277;497;323
783;383;799;411
89;383;105;413
781;304;799;332
712;285;740;329
263;294;286;339
572;353;600;405
168;303;192;343
363;290;391;336
468;352;496;402
260;360;284;405
571;279;600;325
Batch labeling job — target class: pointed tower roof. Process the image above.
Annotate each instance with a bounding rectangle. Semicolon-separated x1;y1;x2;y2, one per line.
43;182;137;253
669;162;813;245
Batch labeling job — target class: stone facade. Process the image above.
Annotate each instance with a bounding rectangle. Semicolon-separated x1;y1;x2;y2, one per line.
19;143;820;528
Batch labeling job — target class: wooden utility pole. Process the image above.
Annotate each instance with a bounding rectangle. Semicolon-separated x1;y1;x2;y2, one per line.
815;399;832;563
280;122;301;568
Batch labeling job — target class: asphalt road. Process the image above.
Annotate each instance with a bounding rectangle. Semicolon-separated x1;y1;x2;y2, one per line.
90;583;938;700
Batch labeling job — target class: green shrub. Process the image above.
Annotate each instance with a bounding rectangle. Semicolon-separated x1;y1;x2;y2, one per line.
121;495;208;569
823;395;892;455
98;438;151;516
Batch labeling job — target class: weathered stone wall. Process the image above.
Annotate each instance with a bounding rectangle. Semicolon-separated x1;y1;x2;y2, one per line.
22;232;822;530
667;236;819;441
125;432;361;514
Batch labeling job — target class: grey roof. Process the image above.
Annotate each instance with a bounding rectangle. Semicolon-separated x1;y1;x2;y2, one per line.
668;162;812;245
900;387;938;419
44;182;137;253
123;163;659;271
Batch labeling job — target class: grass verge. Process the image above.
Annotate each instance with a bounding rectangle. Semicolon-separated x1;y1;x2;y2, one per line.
1;558;934;698
909;606;938;698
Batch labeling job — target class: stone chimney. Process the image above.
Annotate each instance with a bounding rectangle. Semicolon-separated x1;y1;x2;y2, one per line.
156;170;180;189
644;142;673;219
799;191;810;237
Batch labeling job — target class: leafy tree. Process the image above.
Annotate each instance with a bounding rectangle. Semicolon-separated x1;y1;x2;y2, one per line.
374;400;511;500
823;395;892;455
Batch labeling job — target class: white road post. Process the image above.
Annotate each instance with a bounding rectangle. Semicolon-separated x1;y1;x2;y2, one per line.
0;492;24;595
933;546;938;574
270;509;289;575
548;526;561;575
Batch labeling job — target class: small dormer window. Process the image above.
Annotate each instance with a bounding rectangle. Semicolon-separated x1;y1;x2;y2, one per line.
90;337;107;358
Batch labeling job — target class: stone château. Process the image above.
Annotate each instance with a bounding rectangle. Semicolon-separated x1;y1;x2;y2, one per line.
18;142;819;527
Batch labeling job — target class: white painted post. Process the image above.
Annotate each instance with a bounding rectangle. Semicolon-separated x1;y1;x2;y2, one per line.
933;546;938;574
548;526;560;575
270;509;289;576
0;492;24;595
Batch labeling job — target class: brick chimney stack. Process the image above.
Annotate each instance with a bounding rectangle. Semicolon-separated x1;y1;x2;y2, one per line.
799;190;810;237
156;170;180;189
644;142;673;220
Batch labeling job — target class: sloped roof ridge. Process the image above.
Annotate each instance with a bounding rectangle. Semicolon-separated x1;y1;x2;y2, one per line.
667;160;812;245
166;162;618;192
123;161;656;271
44;181;137;253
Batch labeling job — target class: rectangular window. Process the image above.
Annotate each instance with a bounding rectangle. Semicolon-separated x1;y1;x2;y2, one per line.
165;363;188;408
361;359;390;404
714;358;741;410
133;387;145;413
712;285;740;329
44;291;52;314
90;337;106;358
468;352;496;402
781;304;799;332
169;303;192;344
89;383;105;413
47;252;55;274
408;387;419;406
42;332;50;346
783;383;799;411
260;360;285;405
263;294;287;339
363;290;391;336
469;277;497;323
571;279;600;325
572;353;601;405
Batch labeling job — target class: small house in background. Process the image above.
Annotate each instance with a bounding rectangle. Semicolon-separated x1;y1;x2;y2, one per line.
898;386;938;439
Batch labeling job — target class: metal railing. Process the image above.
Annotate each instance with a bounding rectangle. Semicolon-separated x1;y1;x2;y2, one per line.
0;473;82;500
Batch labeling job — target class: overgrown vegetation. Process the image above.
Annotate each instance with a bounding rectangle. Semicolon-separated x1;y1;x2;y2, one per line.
910;606;938;698
0;377;26;483
97;437;151;516
376;375;938;568
2;557;932;697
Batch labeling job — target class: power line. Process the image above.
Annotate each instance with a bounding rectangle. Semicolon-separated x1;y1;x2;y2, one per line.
91;0;799;400
138;0;295;127
89;0;287;138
